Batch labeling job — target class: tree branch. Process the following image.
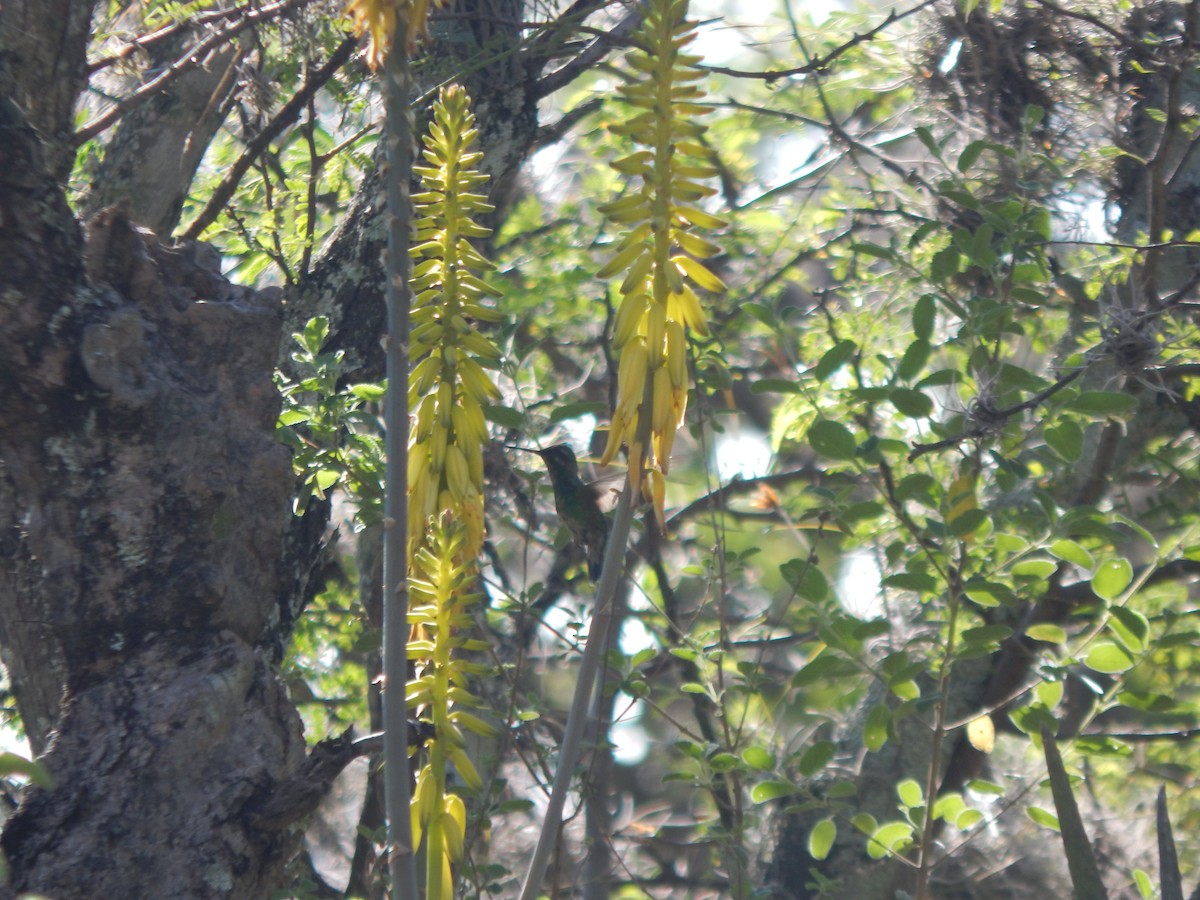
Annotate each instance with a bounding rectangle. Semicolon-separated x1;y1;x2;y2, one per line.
177;34;358;241
86;0;307;73
73;0;312;145
700;0;938;81
533;6;645;99
908;367;1084;461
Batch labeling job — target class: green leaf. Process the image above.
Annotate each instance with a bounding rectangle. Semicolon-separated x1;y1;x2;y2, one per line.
961;625;1013;644
890;388;933;418
1026;806;1060;832
914;125;942;158
868;822;914;859
853;242;896;261
709;752;738;772
483;404;526;428
743;302;776;328
314;469;341;491
1026;624;1066;644
965;580;1016;608
864;703;890;752
301;316;330;353
1132;869;1153;900
812;340;857;382
1109;606;1150;653
1010;703;1057;736
912;294;936;340
967;779;1006;795
277;409;310;427
956;808;984;830
933;793;967;823
957;139;987;173
947;508;988;538
741;746;775;772
895;473;936;503
883;572;938;593
1044;420;1084;462
890;679;920;701
348;382;387;401
751;780;797;803
1011;559;1057;579
930;246;961;281
1066;391;1138;416
792;653;859;687
827;781;858;799
780;559;830;601
897;340;931;382
1036;680;1064;709
897;779;924;808
851;813;878;834
1048;539;1094;570
1092;557;1132;600
909;222;941;249
808;419;857;460
808;819;837;860
799;741;835;777
752;378;802;394
1086;642;1135;674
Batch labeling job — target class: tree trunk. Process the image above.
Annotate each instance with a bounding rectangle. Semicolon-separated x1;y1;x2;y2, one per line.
0;72;322;894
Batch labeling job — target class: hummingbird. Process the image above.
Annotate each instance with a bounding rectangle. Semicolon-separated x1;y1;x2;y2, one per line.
512;444;610;581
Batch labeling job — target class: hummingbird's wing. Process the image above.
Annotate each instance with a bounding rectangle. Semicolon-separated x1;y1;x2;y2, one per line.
588;469;626;514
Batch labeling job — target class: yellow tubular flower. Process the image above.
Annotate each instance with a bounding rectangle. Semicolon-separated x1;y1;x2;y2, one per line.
405;84;503;900
407;520;498;900
597;0;726;522
345;0;447;69
407;84;502;562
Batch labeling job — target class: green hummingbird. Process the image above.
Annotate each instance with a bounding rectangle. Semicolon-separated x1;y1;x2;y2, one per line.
513;444;610;581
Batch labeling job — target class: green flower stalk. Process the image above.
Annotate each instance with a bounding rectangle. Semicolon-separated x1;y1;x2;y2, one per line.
597;0;726;525
408;83;504;561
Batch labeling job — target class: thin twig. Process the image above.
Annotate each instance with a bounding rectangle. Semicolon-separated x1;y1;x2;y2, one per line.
178;34;358;240
75;0;310;144
87;0;310;72
701;0;938;81
908;367;1084;461
533;97;605;150
300;97;319;278
534;6;645;99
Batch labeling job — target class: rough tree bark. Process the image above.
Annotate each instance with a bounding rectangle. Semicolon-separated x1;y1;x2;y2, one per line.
0;75;314;895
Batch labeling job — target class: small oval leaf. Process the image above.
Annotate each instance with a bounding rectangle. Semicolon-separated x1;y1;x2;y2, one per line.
1026;624;1067;644
1092;557;1133;601
1048;539;1094;570
751;780;797;804
808;419;857;460
809;818;836;860
1086;642;1135;674
799;741;836;777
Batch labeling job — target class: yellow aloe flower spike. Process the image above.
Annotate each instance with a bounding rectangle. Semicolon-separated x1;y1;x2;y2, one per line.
596;0;726;526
